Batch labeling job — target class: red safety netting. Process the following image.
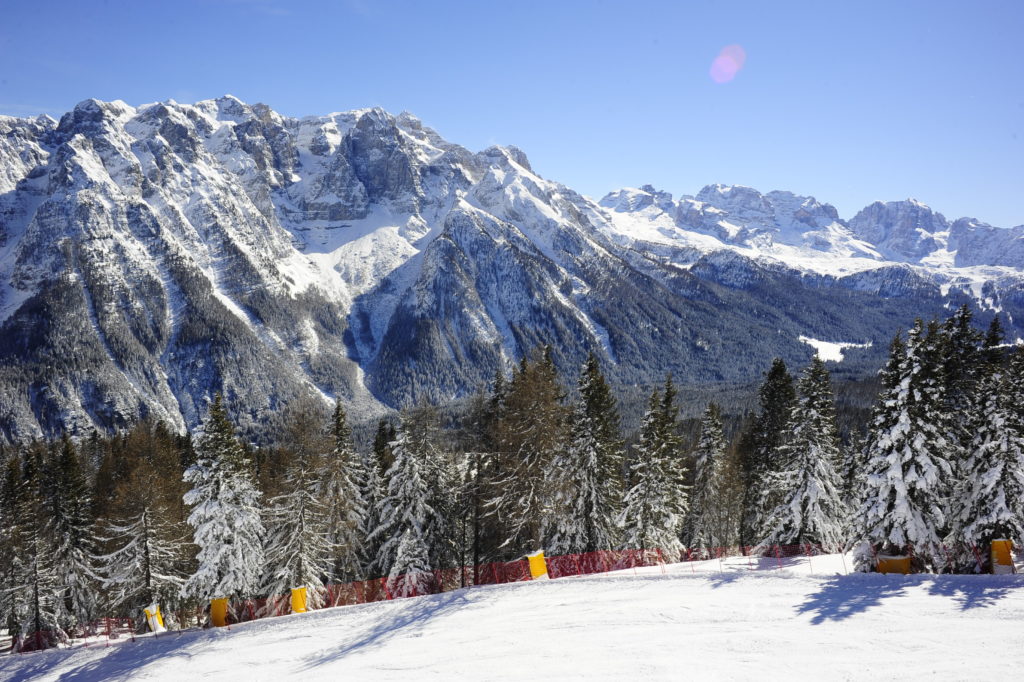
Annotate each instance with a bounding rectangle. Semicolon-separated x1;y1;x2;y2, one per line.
7;540;1015;654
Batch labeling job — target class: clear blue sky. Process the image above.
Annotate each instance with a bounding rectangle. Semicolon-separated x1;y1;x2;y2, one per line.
2;0;1022;226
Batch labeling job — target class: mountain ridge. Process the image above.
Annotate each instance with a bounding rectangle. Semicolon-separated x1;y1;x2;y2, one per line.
1;96;1021;442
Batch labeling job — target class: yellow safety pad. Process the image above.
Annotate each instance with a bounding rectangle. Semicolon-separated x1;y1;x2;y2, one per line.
144;605;165;631
291;587;308;614
527;550;548;579
991;539;1013;567
210;598;229;627
877;556;911;574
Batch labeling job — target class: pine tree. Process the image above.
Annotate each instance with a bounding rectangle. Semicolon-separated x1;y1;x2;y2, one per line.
181;395;265;602
9;447;64;650
686;403;727;552
460;373;508;575
757;357;848;550
952;348;1024;568
260;400;335;609
854;322;953;571
488;348;568;558
940;306;985;525
358;447;387;578
618;387;688;555
0;456;28;643
372;419;397;476
738;359;796;547
320;402;365;581
371;418;437;597
49;436;102;628
98;505;188;619
407;404;459;571
97;419;192;621
543;354;624;554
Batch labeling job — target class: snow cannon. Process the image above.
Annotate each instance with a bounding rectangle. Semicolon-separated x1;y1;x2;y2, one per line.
527;550;549;580
876;555;911;575
991;539;1015;575
144;603;166;633
210;598;229;627
291;587;308;614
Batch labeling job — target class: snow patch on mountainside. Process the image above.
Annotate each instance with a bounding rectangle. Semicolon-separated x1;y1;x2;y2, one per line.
799;336;873;362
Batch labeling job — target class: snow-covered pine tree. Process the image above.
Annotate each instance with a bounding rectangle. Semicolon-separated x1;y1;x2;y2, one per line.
981;315;1006;368
618;386;688;555
757;357;848;551
320;402;365;581
371;418;437;597
543;354;624;555
0;456;28;642
951;344;1024;569
49;436;101;629
358;446;386;578
941;305;984;430
9;446;64;650
686;403;727;553
99;505;188;620
388;529;432;597
181;395;265;603
408;405;459;572
943;316;1006;566
544;406;600;555
260;427;333;609
738;359;796;547
854;321;953;571
939;306;985;532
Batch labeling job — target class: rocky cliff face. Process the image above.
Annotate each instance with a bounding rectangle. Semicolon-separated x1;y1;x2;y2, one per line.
1;97;1021;442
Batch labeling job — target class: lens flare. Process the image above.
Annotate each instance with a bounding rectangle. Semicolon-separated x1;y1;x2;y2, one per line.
710;44;746;84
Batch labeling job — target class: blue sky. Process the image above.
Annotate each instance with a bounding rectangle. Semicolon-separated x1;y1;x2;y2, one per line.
1;0;1021;226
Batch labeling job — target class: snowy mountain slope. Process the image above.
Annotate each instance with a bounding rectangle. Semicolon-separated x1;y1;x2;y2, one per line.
3;555;1023;680
1;97;1024;441
595;184;1023;285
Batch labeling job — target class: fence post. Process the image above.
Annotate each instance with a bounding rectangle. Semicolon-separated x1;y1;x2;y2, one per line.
381;577;393;600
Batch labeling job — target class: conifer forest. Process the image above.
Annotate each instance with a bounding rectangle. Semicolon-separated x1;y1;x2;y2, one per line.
2;306;1023;646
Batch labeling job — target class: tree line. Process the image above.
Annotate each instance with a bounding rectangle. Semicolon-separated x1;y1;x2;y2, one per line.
2;305;1022;648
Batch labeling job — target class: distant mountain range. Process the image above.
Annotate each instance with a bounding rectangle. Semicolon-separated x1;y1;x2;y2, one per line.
1;96;1021;442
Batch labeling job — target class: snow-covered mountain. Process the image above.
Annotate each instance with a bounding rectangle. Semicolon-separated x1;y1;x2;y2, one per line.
1;96;1022;441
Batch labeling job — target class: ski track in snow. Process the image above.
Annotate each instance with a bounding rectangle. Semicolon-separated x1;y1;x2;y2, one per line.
4;554;1023;681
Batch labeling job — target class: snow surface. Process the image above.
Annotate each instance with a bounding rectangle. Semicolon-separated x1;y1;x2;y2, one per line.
4;553;1023;681
798;336;873;362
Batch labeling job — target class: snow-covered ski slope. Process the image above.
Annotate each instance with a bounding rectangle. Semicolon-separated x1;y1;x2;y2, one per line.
4;554;1023;681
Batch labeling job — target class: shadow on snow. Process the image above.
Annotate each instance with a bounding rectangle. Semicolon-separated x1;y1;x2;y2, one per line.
797;573;1024;625
300;588;479;670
